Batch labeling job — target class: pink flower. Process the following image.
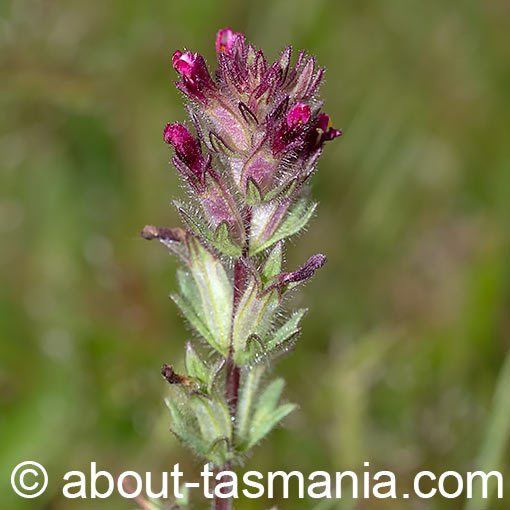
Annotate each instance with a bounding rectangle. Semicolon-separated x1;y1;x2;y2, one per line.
172;50;197;78
286;103;311;130
171;50;215;103
215;28;243;55
272;103;312;154
165;28;342;236
163;123;203;178
306;113;342;152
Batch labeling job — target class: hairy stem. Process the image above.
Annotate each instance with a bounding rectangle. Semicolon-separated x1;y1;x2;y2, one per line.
226;257;247;411
214;495;231;510
213;255;247;510
213;464;233;510
226;354;241;412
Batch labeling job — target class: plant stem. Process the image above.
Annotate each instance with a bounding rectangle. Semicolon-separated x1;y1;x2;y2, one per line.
214;495;231;510
226;354;241;412
213;463;233;510
213;256;247;510
226;257;246;411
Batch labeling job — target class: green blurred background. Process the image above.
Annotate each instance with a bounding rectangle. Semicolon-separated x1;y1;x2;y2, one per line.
1;0;509;508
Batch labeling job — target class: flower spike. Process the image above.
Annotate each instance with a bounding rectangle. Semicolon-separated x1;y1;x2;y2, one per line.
143;29;341;504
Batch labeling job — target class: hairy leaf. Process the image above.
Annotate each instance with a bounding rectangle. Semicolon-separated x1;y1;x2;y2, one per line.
247;379;296;448
188;237;233;355
171;270;218;350
235;364;265;449
260;241;284;285
214;221;243;257
246;177;263;205
190;394;232;465
265;309;306;352
232;276;279;365
250;198;317;255
165;398;209;457
185;342;209;384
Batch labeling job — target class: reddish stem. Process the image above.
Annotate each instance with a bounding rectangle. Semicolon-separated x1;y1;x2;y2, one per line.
226;257;246;411
213;208;251;510
213;464;233;510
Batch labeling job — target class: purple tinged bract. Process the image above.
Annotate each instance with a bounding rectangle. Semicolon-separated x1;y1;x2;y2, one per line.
164;28;342;251
144;28;342;479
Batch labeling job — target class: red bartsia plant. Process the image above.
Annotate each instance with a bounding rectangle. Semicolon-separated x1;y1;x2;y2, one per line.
142;27;341;509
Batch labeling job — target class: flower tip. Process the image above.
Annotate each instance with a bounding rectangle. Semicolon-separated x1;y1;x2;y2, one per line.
216;27;243;54
163;123;203;174
171;50;196;78
163;122;172;144
171;50;182;66
328;128;342;140
216;28;232;53
286;103;311;130
163;122;186;145
298;254;327;277
311;253;327;268
308;113;342;149
280;254;328;286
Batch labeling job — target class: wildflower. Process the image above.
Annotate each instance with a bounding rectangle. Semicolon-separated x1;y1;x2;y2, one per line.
172;50;216;103
216;28;243;55
163;122;203;179
143;28;341;508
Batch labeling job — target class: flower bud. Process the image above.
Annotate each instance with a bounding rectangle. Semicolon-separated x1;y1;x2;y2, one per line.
172;50;196;78
286;103;311;130
172;50;215;103
280;254;327;284
272;103;312;154
164;123;203;178
216;28;243;55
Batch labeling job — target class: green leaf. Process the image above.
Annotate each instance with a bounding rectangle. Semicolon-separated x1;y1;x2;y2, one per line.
276;198;316;240
465;349;510;510
235;364;265;449
247;379;296;448
179;203;243;258
171;270;219;349
213;221;243;257
260;241;283;285
190;394;232;465
191;395;231;442
145;498;168;510
249;201;289;252
265;309;306;352
171;292;218;350
188;237;233;355
246;177;263;205
232;276;279;365
164;398;209;456
250;198;317;255
264;178;298;202
255;378;285;416
177;204;214;242
165;398;186;433
175;485;190;507
185;342;209;383
207;359;225;393
248;403;296;449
